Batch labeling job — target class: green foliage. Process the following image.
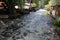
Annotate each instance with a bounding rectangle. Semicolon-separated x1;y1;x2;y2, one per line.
53;20;60;25
31;3;37;7
6;0;50;14
49;0;60;6
17;0;25;9
32;0;50;7
45;4;51;9
40;0;50;5
53;17;60;25
32;0;40;7
44;0;50;5
52;17;60;36
46;11;50;16
6;0;25;14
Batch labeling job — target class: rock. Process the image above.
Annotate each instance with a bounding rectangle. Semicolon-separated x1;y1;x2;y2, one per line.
34;30;39;33
17;39;24;40
16;37;20;39
1;30;13;37
12;36;15;38
1;33;11;37
23;32;27;37
0;37;3;40
15;31;21;35
21;35;24;39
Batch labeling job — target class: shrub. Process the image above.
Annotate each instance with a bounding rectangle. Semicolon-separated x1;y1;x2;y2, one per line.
46;11;50;16
53;17;60;25
31;3;37;8
45;4;51;10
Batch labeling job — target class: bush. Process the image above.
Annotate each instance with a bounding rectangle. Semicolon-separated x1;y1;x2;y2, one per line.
53;17;60;26
53;17;60;36
31;3;37;8
45;4;51;10
46;11;50;16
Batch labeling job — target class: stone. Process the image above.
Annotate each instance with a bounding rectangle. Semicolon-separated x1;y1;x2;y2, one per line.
23;32;27;37
16;37;20;39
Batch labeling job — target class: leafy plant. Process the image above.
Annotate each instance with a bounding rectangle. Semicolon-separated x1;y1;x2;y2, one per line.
45;4;51;9
31;3;37;7
46;11;50;16
53;17;60;25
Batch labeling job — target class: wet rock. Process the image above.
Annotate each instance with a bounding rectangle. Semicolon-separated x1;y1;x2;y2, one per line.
0;27;1;29
11;21;14;24
17;38;24;40
20;22;24;25
34;30;39;33
0;36;3;40
12;36;15;38
15;31;21;35
13;38;16;40
1;32;11;37
26;30;32;33
16;37;20;39
8;25;20;31
21;35;24;39
1;29;13;37
17;23;21;26
43;31;52;35
12;36;17;40
45;36;50;40
17;23;23;28
23;32;27;37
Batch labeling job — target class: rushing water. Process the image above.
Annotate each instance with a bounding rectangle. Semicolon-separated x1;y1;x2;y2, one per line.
0;9;59;40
